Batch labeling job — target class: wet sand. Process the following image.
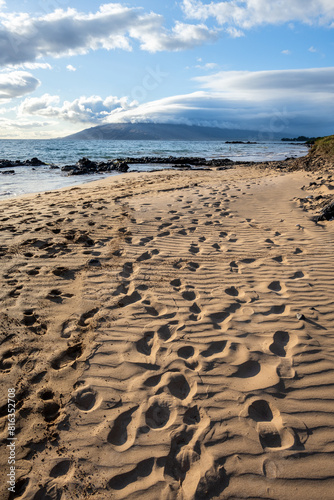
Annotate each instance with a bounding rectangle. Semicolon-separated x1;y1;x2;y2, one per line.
1;165;334;499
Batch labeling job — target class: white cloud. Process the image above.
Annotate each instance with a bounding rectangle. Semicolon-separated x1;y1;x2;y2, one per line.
281;49;291;55
0;4;217;67
66;64;76;72
181;0;334;29
0;71;40;100
194;67;334;99
2;62;52;70
225;26;244;37
195;62;219;70
308;46;317;52
19;93;139;123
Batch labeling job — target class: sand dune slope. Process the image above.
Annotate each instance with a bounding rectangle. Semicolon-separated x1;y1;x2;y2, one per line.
0;167;334;500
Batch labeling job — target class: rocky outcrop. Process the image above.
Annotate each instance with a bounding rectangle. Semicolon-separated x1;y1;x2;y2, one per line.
0;157;47;168
61;158;129;176
291;135;334;172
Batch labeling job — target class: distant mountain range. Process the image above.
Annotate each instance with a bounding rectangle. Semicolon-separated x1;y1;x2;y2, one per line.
62;123;279;141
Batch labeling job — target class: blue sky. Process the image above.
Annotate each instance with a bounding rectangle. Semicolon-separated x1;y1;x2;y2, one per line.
0;0;333;138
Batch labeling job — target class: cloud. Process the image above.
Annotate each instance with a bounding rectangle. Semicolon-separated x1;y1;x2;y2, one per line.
194;67;334;98
19;93;138;123
98;67;334;135
2;62;52;70
195;62;219;69
308;46;317;52
181;0;334;30
0;4;217;67
281;49;291;55
66;64;76;72
16;67;334;136
0;70;40;99
130;20;218;52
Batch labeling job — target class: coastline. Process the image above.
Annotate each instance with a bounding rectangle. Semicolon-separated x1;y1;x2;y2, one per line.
1;165;334;499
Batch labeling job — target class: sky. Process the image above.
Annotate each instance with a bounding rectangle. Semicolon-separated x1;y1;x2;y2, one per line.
0;0;333;139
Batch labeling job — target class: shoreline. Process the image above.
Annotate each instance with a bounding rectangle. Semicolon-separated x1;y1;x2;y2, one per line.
1;165;334;499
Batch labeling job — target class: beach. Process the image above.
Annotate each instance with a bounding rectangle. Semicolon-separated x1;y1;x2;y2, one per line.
1;163;334;499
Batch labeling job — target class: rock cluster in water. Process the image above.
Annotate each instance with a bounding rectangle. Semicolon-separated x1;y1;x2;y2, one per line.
61;156;236;176
0;157;46;169
0;155;244;177
61;157;129;176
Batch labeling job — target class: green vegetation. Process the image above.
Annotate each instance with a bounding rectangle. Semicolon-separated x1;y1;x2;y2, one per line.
281;136;314;142
310;135;334;158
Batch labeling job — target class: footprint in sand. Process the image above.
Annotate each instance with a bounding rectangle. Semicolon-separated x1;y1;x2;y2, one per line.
107;406;139;447
41;400;61;423
167;374;191;400
289;270;304;279
51;343;83;370
22;310;47;335
108;458;155;491
201;341;227;359
246;399;298;451
145;401;171;429
8;285;23;298
183;405;200;425
270;331;296;379
170;278;181;288
188;261;200;272
139;236;154;246
225;286;239;297
31;484;62;500
78;308;99;327
74;386;99;412
46;289;74;303
178;346;195;359
61;317;80;338
182;289;197;301
120;262;134;278
268;281;282;292
118;291;141;308
50;460;72;478
136;249;159;262
189;243;200;254
52;266;76;280
136;331;154;355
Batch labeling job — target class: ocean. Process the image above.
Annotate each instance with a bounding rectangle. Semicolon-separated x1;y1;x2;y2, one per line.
0;139;308;199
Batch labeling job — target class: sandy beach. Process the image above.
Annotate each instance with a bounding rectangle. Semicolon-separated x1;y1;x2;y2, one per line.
1;163;334;499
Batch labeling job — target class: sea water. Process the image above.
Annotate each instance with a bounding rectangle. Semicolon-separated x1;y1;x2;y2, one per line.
0;139;308;199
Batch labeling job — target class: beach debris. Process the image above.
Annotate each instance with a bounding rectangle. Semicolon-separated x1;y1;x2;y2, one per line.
296;313;305;320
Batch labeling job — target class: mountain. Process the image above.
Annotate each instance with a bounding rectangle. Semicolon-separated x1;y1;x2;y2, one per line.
62;123;274;141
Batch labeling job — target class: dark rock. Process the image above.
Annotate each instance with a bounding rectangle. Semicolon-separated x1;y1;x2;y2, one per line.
23;157;47;166
313;200;334;222
0;159;15;169
225;141;257;144
1;170;15;175
61;157;129;176
113;161;129;172
0;157;46;168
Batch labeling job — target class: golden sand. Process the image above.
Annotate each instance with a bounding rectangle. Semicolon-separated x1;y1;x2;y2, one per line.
1;165;334;499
